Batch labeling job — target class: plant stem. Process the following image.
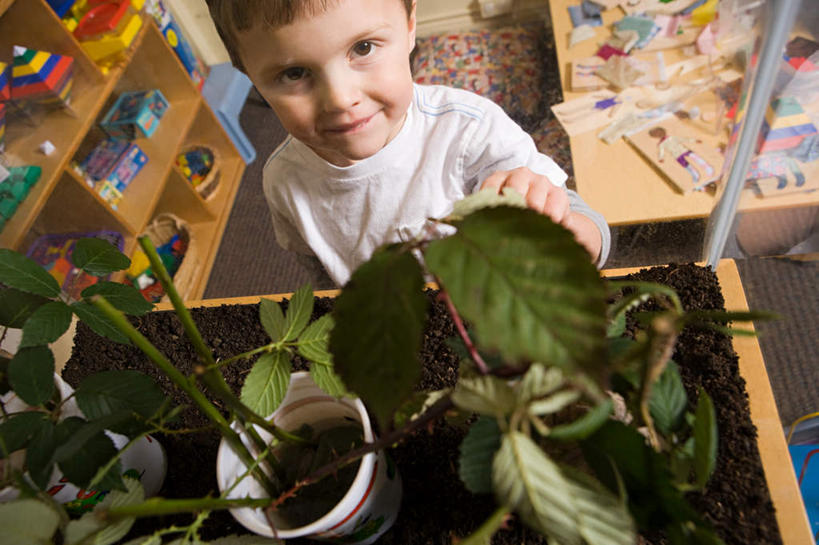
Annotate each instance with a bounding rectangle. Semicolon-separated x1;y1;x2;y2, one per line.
90;295;278;496
269;394;455;511
436;288;490;375
103;496;272;519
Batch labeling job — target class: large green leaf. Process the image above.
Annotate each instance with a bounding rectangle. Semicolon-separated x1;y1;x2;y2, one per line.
693;389;718;489
298;315;334;365
20;301;73;349
8;346;55;406
0;288;50;328
259;298;286;342
452;375;517;416
492;431;581;544
560;465;636;545
282;284;313;341
0;249;61;297
0;499;61;544
75;370;165;435
650;362;688;435
54;417;124;491
330;246;427;425
72;238;131;277
65;477;144;545
458;416;501;494
71;301;131;344
0;411;47;458
81;282;154;316
240;351;291;416
309;363;348;398
425;207;607;371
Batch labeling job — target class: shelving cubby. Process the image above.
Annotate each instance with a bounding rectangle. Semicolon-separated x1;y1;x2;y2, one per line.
0;0;245;300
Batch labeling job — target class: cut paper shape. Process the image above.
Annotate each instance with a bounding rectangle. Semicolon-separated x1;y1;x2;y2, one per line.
11;46;74;108
569;24;597;48
758;97;818;154
568;4;602;28
626;121;724;193
596;56;645;89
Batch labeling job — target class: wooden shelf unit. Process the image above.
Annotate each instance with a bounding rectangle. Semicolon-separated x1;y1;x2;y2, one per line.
0;0;245;300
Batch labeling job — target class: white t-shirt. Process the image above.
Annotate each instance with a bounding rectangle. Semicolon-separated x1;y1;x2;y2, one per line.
263;84;610;285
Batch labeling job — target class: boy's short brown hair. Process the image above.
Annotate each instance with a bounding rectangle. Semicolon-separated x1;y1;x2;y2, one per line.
207;0;414;72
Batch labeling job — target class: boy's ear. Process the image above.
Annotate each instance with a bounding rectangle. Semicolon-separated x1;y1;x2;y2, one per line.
407;0;418;50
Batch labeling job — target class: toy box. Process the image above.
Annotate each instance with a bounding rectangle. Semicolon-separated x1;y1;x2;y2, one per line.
26;230;124;301
100;89;169;140
79;137;148;207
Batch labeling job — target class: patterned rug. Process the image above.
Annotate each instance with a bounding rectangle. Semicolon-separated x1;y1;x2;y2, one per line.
412;22;575;182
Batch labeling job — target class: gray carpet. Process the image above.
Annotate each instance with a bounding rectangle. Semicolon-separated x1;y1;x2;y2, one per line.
203;91;335;299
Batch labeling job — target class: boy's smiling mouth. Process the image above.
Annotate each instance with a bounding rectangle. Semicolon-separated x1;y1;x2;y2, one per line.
324;112;378;134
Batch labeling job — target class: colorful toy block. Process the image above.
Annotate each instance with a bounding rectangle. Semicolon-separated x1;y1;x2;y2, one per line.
0;61;10;102
758;97;818;154
74;0;143;64
100;89;169;140
11;46;74;108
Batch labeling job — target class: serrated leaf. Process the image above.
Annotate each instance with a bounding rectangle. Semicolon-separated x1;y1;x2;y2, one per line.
20;301;73;348
0;411;47;458
72;238;131;277
298;315;334;365
54;417;124;491
330;246;427;425
492;431;581;544
26;419;57;489
71;301;131;345
0;288;50;328
458;416;501;494
560;465;636;545
452;375;517;416
549;399;613;440
650;362;688;435
75;370;165;435
0;249;61;297
240;351;291;416
448;187;527;220
426;207;607;372
81;282;154;316
517;363;564;405
65;478;144;545
9;346;55;406
310;362;348;398
693;389;718;489
0;499;61;544
259;298;286;342
283;284;313;341
528;390;581;416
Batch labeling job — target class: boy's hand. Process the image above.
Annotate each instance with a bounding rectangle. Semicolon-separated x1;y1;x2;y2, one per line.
480;167;602;261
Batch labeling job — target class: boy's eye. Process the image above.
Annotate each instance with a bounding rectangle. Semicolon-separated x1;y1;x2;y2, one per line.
352;41;375;57
280;67;307;82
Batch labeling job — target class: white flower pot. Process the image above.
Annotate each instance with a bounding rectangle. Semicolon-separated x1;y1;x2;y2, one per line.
216;371;402;545
0;374;167;513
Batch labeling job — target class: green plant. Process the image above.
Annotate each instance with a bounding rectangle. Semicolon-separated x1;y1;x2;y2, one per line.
0;191;772;545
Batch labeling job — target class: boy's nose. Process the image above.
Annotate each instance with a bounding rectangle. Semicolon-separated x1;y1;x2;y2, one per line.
319;72;360;112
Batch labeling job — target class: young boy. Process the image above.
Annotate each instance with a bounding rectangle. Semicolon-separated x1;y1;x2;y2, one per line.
207;0;611;285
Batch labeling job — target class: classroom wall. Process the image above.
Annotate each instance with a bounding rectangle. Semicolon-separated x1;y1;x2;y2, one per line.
162;0;551;67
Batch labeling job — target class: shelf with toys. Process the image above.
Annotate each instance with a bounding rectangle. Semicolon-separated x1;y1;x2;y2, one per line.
547;0;819;227
0;0;245;301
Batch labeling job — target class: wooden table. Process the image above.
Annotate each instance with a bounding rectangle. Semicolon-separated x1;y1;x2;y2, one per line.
547;0;819;226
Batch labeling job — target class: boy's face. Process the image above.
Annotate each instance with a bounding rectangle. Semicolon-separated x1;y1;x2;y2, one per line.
237;0;417;166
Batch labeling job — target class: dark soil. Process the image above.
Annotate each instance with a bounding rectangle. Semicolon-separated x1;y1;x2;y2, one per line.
62;263;781;544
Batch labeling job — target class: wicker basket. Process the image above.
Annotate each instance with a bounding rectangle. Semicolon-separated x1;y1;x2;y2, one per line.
141;213;199;301
176;145;221;201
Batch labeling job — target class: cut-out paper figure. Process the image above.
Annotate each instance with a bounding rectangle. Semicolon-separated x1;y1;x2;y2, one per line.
649;126;715;190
